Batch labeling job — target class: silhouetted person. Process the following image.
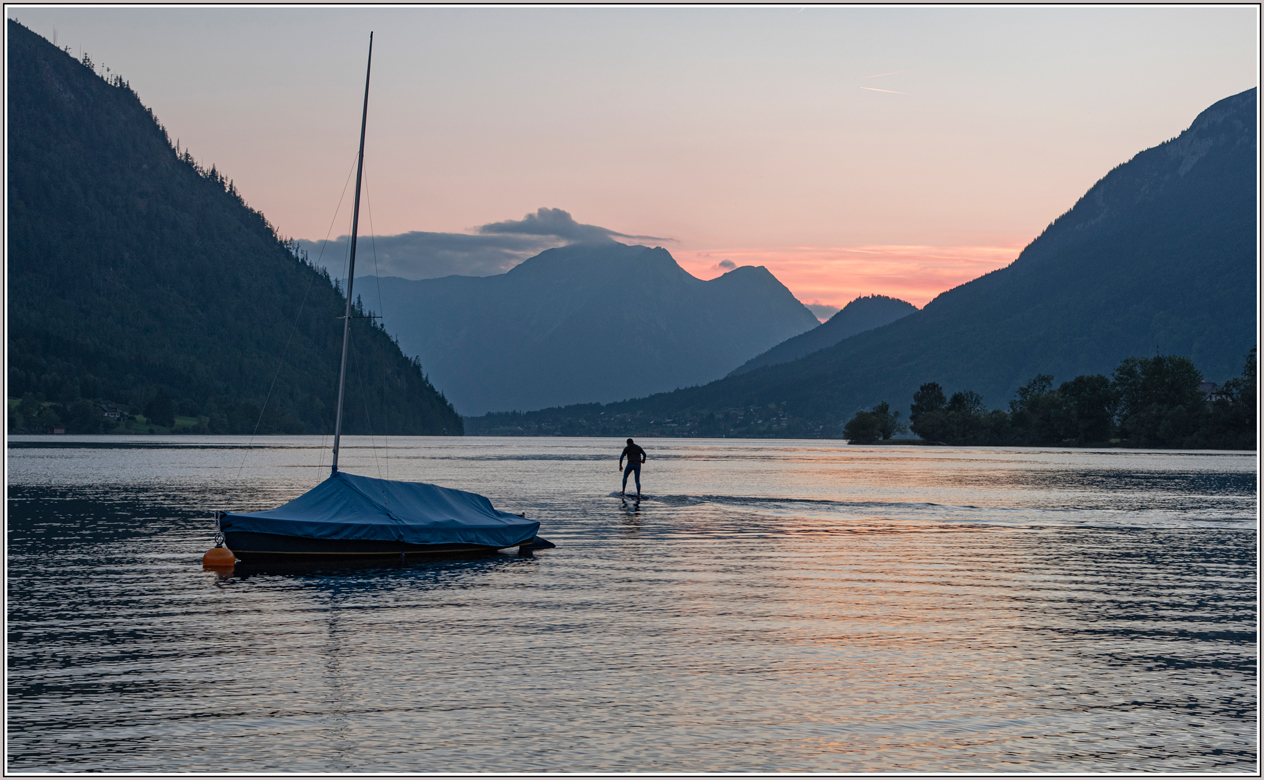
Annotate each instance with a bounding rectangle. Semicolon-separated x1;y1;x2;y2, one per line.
619;438;647;499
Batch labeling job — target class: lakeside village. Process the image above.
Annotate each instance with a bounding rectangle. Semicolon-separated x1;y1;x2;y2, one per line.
9;351;1256;450
471;352;1256;450
8;391;248;436
473;403;813;439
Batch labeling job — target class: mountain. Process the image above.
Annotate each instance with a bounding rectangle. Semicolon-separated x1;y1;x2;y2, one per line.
728;294;918;377
6;20;462;435
467;87;1257;437
362;242;820;415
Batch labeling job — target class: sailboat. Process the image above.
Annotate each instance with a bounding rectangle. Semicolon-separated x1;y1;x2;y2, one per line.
213;33;547;563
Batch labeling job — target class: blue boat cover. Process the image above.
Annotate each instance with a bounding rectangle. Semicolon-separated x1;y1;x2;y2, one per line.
219;472;539;548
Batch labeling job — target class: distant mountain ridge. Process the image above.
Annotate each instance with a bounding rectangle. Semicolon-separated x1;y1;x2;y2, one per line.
6;20;462;434
729;294;918;376
364;242;820;415
467;87;1257;437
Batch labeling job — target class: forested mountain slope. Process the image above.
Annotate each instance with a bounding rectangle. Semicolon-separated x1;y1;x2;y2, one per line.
729;294;918;377
469;87;1257;437
370;242;820;415
7;20;461;434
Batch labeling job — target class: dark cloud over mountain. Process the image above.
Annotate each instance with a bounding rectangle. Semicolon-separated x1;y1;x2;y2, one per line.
296;230;557;280
297;208;667;281
478;206;665;244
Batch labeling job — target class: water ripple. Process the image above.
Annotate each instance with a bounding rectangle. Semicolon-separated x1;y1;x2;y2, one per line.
6;437;1257;772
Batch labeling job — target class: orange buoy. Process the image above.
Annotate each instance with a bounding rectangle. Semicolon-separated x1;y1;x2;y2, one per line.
202;545;235;568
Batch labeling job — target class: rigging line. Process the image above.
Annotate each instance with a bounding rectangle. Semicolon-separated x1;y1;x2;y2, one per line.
348;327;386;482
337;213;355;318
317;150;363;481
325;209;357;477
363;168;390;481
314;149;363;282
236;148;361;482
235;258;318;479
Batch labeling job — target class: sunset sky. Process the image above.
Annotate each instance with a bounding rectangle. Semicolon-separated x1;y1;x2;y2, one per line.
10;6;1256;314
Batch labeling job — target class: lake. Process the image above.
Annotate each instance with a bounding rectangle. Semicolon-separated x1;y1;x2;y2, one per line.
6;435;1257;772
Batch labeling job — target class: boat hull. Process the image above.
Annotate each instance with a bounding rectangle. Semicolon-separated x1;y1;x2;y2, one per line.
223;530;512;563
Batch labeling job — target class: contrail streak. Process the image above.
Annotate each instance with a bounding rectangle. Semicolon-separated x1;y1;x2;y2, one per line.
861;86;905;94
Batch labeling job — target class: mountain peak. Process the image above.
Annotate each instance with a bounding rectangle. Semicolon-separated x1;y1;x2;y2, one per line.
508;241;678;273
997;86;1256;276
728;293;918;376
369;242;819;414
1166;87;1256;175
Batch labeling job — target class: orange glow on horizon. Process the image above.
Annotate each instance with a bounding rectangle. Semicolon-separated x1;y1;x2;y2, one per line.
674;243;1029;310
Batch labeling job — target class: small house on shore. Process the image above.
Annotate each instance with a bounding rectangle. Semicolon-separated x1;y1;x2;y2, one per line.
1198;382;1226;403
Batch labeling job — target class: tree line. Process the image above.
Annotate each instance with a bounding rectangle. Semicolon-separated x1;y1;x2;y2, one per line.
843;350;1256;449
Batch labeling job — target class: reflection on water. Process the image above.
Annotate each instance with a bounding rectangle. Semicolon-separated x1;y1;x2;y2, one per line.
6;437;1257;772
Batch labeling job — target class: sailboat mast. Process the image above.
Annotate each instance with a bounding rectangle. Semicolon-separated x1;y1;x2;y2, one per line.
331;32;373;477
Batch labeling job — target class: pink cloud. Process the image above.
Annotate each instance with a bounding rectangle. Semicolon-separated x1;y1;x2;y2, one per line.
675;243;1029;308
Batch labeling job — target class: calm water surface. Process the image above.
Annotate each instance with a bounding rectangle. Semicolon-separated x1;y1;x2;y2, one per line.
6;436;1258;772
